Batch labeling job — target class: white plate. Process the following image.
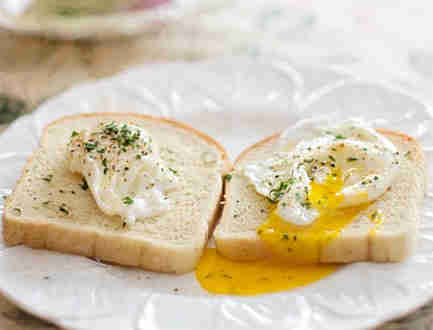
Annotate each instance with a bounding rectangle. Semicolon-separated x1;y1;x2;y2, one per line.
0;0;226;39
0;57;433;330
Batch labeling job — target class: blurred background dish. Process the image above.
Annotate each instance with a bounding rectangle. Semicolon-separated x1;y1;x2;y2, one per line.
6;0;172;16
0;0;228;39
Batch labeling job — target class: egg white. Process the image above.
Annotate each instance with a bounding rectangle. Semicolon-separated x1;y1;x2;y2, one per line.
68;122;178;226
243;119;401;226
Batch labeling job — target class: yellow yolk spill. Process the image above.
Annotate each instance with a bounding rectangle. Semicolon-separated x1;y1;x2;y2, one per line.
196;170;370;296
258;170;370;263
195;248;338;295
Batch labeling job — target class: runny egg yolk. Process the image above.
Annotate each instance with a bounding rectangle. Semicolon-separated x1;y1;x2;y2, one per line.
196;170;370;296
195;248;338;295
258;169;370;264
308;169;345;210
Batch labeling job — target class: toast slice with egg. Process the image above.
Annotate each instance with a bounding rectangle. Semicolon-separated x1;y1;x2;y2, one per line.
3;113;231;274
215;130;426;263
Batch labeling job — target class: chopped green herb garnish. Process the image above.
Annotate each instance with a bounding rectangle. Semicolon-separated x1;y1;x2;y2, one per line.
168;168;178;175
122;196;134;205
42;174;53;182
269;181;291;202
103;122;142;150
102;158;107;168
329;155;336;162
59;204;69;215
301;200;312;209
224;174;232;182
347;157;358;162
71;131;79;137
374;176;379;181
136;154;142;160
79;178;88;191
335;135;346;140
103;122;119;135
97;148;105;154
266;196;278;204
84;141;98;152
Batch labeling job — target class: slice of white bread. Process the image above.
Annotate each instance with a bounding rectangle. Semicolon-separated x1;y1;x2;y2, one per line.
215;130;426;263
3;113;231;274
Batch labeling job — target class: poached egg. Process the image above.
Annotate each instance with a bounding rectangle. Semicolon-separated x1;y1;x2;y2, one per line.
244;119;399;226
68;121;178;227
243;118;401;263
196;118;402;295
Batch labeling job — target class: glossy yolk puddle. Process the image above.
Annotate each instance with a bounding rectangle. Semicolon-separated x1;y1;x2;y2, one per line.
195;248;338;295
196;169;371;296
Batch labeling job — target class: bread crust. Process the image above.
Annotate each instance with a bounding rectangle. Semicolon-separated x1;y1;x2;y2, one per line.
43;112;232;173
216;128;425;263
3;113;232;274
